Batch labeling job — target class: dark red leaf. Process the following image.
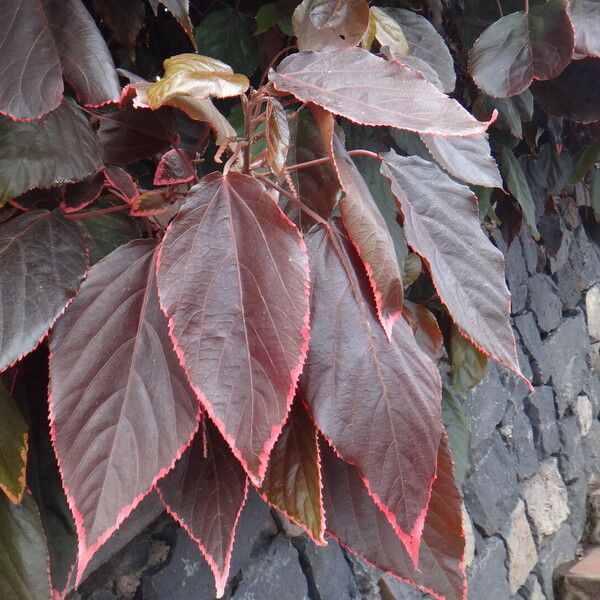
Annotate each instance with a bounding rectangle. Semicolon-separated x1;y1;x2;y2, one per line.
60;172;106;213
321;434;466;600
380;151;525;382
0;210;87;371
104;166;139;201
0;0;120;120
302;225;442;562
569;0;600;58
154;149;196;185
468;0;574;98
259;401;325;544
49;240;200;579
270;48;491;136
93;0;146;48
331;133;404;338
402;301;443;362
157;172;310;485
157;420;248;597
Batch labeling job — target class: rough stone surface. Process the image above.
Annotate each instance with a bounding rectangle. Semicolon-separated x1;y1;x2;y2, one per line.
525;387;560;458
511;410;540;480
467;536;510;600
558;416;585;483
584;421;600;475
587;486;600;544
575;394;593;436
515;313;551;384
520;575;546;600
586;284;600;341
591;342;600;374
534;523;577;600
528;274;562;333
522;459;570;541
566;476;588;541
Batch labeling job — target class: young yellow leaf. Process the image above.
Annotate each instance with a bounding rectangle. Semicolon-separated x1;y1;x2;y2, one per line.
371;7;410;56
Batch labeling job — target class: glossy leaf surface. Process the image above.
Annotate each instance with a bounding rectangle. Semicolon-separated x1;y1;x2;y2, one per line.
260;401;324;544
0;0;120;120
469;0;574;98
0;381;27;503
570;0;600;58
381;151;523;380
270;48;490;136
50;240;200;577
0;210;87;371
158;421;248;597
321;434;465;600
302;225;442;561
157;173;310;484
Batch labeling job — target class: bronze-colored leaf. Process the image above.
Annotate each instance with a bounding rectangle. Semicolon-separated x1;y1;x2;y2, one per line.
265;98;290;175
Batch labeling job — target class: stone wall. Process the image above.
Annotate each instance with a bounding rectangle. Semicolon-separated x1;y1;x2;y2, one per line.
78;198;600;600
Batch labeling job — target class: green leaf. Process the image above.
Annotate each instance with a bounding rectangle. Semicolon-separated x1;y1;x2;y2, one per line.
537;144;573;194
0;381;27;504
195;9;259;77
0;491;51;600
591;170;600;223
474;186;493;221
450;325;488;397
255;3;278;34
441;388;471;487
499;147;540;239
482;91;534;138
572;143;600;184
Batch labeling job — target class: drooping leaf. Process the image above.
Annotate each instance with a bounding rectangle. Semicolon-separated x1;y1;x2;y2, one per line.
157;172;310;485
572;143;600;184
49;240;200;578
536;144;574;194
468;0;574;98
0;0;120;120
0;381;27;503
260;400;324;544
402;301;442;362
92;0;146;48
265;98;290;175
420;133;502;188
157;421;248;598
380;151;525;381
270;48;491;136
0;491;51;600
499;147;540;239
479;91;534;138
148;0;194;40
331;133;404;338
154;149;196;185
450;325;488;397
369;7;409;55
441;388;471;488
293;0;369;52
321;434;466;600
0;210;87;371
569;0;600;58
147;54;250;110
302;225;442;562
195;9;259;77
0;99;102;205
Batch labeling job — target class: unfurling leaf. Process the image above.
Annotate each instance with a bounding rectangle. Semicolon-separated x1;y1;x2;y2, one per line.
0;492;51;600
569;0;600;58
302;225;442;562
0;210;86;371
50;240;200;578
321;434;465;600
331;133;404;338
381;151;525;382
0;0;120;120
270;48;491;136
450;325;488;396
370;7;410;56
157;421;248;598
265;98;290;175
260;401;324;544
293;0;370;51
0;381;27;503
147;54;250;110
154;149;197;185
157;173;310;485
468;0;574;98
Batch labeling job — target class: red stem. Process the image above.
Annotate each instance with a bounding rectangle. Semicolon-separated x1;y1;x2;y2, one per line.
65;204;130;220
285;149;380;172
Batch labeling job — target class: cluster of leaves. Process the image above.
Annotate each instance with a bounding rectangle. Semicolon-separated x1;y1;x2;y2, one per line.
0;1;598;599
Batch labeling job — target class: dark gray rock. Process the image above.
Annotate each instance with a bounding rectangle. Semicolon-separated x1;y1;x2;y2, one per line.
584;420;600;475
504;234;529;315
344;551;382;599
519;574;545;600
574;226;600;289
511;410;540;480
525;387;560;459
517;345;534;383
566;476;588;540
558;416;584;483
521;231;542;276
514;312;551;384
528;274;562;333
583;375;600;418
467;536;510;600
378;575;427;600
233;536;308;600
464;432;519;535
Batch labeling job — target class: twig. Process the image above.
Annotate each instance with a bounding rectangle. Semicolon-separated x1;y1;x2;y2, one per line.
496;0;504;16
285;149;381;172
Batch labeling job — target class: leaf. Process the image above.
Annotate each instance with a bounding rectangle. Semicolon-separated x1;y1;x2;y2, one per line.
157;421;248;598
49;240;200;579
380;151;525;381
0;381;27;503
293;0;370;51
569;0;600;58
468;0;574;98
331;133;404;338
371;7;410;56
420;133;502;188
321;434;466;600
0;0;120;120
499;147;540;239
0;491;51;600
195;9;259;77
259;401;324;544
148;0;194;40
131;190;174;216
157;172;310;485
402;301;442;362
302;225;442;563
60;172;106;213
536;144;573;194
256;4;278;34
147;54;250;110
572;143;600;184
98;106;178;164
441;388;471;488
450;325;488;397
480;91;534;138
93;0;145;48
0;210;86;371
104;166;139;202
0;99;102;206
154;149;197;185
265;98;290;175
531;58;600;124
270;48;490;136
